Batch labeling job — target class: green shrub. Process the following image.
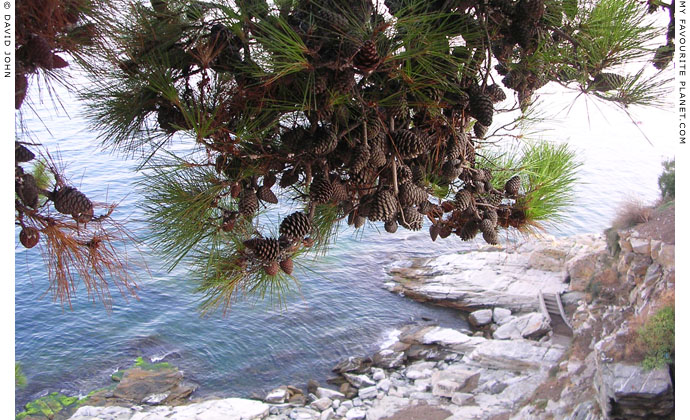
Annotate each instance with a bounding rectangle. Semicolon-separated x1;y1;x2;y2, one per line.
658;159;675;200
639;305;674;369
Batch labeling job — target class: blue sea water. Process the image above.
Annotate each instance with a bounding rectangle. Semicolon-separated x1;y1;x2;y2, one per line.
15;81;675;410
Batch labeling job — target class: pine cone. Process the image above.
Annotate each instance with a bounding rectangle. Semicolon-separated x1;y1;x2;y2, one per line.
486;84;507;103
312;126;339;156
54;186;93;220
429;224;439;241
239;189;259;217
257;185;278;204
441;159;463;182
394;129;427;159
279;258;294;275
279;211;311;242
439;225;452;238
482;227;499;245
264;261;280;276
279;170;300;188
474;123;488;139
17;173;39;209
16;74;28;109
487;193;503;207
330;178;349;203
15;143;35;163
317;8;348;31
479;218;495;234
484;209;498;227
310;176;334;204
353;214;366;228
398;182;427;207
505;175;521;196
253;237;281;261
19;226;40;249
454;190;473;212
384;219;398;233
445;135;465;160
469;93;494;127
459;220;480;241
369;189;398;222
516;0;544;22
591;73;626;92
351;142;371;174
354;40;379;71
398;206;423;231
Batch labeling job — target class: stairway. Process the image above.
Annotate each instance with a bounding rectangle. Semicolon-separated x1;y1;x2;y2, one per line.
539;292;573;336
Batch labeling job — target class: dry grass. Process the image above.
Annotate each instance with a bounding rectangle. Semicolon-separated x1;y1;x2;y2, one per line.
611;198;652;231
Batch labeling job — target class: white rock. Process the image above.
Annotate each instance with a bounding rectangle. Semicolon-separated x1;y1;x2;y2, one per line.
168;398;270;420
493;313;550;340
431;365;481;393
341;400;354;410
343;373;375;388
376;378;391;392
371;368;385;381
365;396;410;420
468;340;564;370
358;386;378;400
335;405;349;417
451;392;474;405
142;392;169;405
315;387;345;400
345;407;367;420
310;397;332;411
353;397;363;407
414;379;431;392
492;308;512;324
290;407;320;420
320;408;335;420
432;379;461;398
332;399;340;409
409;391;436;401
421;327;486;351
468;309;493;327
266;387;289;403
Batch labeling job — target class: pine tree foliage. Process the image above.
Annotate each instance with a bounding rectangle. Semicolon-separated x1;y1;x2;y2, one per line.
77;0;672;311
15;0;140;308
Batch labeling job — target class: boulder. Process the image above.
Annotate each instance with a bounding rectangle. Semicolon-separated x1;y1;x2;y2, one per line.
345;407;367;420
421;327;486;351
265;386;289;403
358;386;378;400
567;252;603;291
431;365;480;394
404;361;436;380
290;407;320;420
377;378;391;392
320;407;335;420
315;387;345;400
310;397;332;411
656;243;674;268
493;313;550;340
342;373;375;388
333;357;372;374
451;392;475;405
372;349;406;369
468;309;493;327
595;363;674;420
492;308;512;325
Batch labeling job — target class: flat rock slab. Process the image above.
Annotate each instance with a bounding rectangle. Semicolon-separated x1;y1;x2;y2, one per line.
378;403;452;420
70;398;270;420
467;339;565;371
386;235;602;312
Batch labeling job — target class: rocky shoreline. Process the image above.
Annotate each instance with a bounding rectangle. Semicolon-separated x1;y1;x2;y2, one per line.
19;207;675;420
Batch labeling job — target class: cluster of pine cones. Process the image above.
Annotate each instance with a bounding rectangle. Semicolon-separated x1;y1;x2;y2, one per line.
15;142;95;249
116;0;560;276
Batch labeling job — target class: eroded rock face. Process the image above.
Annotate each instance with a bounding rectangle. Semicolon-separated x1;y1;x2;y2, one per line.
595;363;674;420
467;339;565;371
